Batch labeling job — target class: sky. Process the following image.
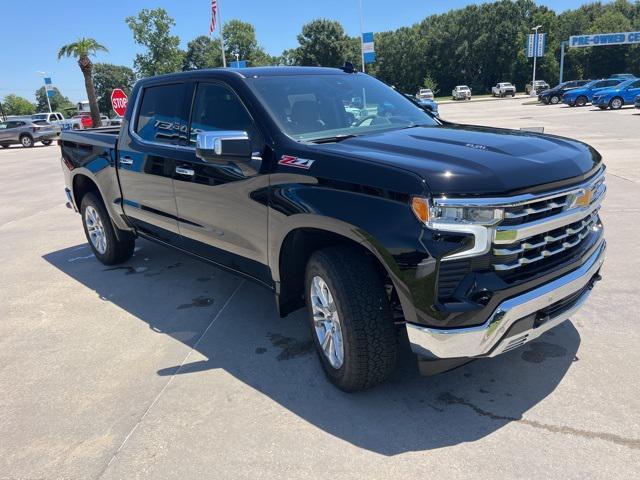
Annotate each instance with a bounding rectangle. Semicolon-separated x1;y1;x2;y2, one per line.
0;0;615;104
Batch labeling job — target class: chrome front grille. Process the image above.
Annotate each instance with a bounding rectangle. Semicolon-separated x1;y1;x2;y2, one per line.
491;172;605;273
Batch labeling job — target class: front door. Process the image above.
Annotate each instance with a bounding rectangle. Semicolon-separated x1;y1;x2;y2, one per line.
117;81;193;243
172;81;270;283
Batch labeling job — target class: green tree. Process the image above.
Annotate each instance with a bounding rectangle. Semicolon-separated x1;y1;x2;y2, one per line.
58;37;108;128
1;94;35;116
183;35;223;70
92;63;137;115
291;19;356;67
223;20;275;66
35;87;75;114
126;8;184;77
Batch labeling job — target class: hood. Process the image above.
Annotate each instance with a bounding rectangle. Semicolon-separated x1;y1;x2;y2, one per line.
316;124;601;196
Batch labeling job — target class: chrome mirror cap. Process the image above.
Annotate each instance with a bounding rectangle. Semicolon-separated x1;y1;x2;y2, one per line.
195;130;251;162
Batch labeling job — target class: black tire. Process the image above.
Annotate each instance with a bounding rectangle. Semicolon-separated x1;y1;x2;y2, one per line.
609;97;623;110
80;192;135;265
575;95;588;107
511;92;515;97
550;95;560;104
1;144;9;149
305;246;397;392
598;105;608;110
41;140;52;146
19;134;33;148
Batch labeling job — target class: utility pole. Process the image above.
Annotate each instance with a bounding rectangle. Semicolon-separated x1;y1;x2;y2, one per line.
531;25;542;96
559;40;568;84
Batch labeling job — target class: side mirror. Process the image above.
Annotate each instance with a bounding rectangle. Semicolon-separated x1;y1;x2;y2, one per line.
196;130;252;164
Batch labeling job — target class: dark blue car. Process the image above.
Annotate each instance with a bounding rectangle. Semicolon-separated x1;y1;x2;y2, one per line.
592;78;640;110
562;78;623;107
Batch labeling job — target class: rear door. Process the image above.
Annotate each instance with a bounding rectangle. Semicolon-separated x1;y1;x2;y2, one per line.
117;81;194;243
172;81;270;282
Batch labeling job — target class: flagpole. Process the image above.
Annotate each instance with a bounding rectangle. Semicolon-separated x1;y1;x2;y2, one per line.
218;0;227;67
358;0;365;72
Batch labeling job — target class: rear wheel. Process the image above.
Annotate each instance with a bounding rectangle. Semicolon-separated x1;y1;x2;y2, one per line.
20;134;33;148
305;246;397;392
610;97;623;110
575;96;588;107
41;140;52;146
80;192;135;265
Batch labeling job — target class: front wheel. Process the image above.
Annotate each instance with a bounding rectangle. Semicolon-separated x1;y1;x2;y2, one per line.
20;135;33;148
80;192;135;265
305;246;397;392
610;97;623;110
41;140;52;146
575;96;588;107
550;95;560;104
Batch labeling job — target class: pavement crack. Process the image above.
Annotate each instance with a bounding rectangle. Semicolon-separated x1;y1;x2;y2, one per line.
94;280;245;479
439;393;640;450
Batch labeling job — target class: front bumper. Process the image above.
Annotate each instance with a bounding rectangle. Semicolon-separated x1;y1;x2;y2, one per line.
406;240;605;359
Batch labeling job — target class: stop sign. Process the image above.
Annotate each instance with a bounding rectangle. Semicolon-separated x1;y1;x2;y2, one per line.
110;89;128;117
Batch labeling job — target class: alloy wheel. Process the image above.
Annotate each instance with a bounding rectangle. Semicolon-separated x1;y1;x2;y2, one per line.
85;205;107;254
310;275;344;369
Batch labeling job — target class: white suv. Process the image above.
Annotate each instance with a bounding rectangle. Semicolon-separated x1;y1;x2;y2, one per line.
452;85;472;100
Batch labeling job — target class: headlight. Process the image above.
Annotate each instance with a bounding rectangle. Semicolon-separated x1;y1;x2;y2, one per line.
411;197;503;260
411;197;502;226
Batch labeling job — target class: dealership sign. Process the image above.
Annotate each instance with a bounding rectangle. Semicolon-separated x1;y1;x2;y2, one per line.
570;31;640;47
362;32;376;64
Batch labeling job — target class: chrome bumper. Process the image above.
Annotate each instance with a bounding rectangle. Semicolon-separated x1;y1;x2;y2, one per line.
406;240;606;359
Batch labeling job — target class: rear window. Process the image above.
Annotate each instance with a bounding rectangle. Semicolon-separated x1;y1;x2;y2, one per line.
135;83;188;145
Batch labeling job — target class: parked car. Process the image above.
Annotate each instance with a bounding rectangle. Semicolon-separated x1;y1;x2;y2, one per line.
635;94;640;109
491;82;516;97
416;88;434;100
72;113;93;128
0;119;57;148
452;85;471;100
562;78;623;107
609;73;637;80
525;80;550;95
59;66;606;392
538;80;590;104
109;116;123;126
591;78;640;110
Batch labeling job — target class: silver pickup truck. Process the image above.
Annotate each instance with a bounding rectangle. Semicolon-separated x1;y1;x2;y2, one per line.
492;82;516;97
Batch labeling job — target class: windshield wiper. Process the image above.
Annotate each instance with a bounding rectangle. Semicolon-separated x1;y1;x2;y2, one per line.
310;134;357;144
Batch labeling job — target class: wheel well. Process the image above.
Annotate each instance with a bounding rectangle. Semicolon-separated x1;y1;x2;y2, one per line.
72;174;100;209
19;132;32;139
276;228;392;317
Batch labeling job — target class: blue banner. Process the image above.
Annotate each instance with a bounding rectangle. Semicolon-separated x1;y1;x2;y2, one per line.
570;31;640;47
362;32;375;64
526;33;546;57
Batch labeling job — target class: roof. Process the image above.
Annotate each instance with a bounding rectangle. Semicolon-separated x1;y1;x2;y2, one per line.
136;66;354;84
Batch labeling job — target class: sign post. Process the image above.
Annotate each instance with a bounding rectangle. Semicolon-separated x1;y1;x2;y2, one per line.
110;89;128;118
527;28;546;96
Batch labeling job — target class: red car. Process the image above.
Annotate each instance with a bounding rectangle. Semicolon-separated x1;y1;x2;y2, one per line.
72;114;93;129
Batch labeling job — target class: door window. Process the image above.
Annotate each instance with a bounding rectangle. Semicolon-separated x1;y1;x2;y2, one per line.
189;83;255;145
135;83;188;145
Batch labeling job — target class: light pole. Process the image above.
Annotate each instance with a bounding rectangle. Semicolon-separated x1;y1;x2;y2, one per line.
531;25;542;97
559;40;568;84
36;71;53;113
358;0;365;72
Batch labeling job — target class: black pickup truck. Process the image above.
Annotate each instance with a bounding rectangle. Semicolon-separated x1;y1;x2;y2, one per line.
60;66;606;391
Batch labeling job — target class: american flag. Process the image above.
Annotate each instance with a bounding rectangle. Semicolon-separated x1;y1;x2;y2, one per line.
209;0;218;35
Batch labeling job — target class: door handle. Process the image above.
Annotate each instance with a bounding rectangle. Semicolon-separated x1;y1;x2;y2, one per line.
175;166;195;176
119;156;133;166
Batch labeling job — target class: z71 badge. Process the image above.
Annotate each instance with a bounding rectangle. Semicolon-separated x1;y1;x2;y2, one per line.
278;155;315;169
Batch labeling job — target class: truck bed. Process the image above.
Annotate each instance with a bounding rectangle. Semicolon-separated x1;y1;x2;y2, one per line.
60;127;120;149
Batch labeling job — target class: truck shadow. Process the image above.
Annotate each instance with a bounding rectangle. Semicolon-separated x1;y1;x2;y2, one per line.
43;239;580;456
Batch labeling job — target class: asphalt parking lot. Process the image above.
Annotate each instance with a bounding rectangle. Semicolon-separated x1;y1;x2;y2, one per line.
1;101;639;479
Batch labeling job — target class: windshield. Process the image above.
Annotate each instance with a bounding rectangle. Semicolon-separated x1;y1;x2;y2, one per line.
244;74;438;142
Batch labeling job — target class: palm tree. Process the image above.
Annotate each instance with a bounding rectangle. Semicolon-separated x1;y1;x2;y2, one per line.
58;38;108;128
